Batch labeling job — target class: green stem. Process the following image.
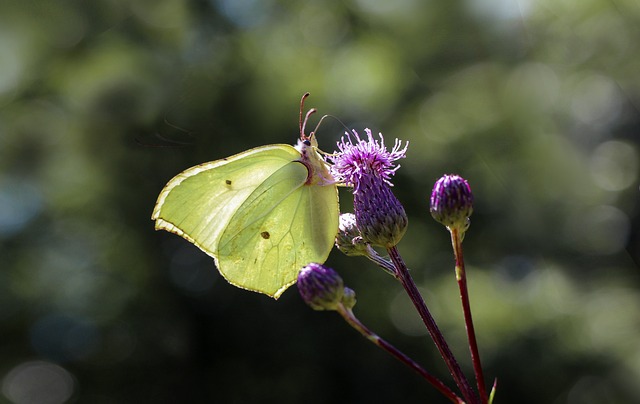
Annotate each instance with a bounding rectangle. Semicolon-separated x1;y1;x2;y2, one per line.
336;303;464;404
450;228;487;404
488;378;498;404
388;246;478;404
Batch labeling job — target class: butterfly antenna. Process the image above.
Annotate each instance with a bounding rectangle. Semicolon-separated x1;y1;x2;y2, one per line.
328;114;352;134
310;114;354;157
310;114;352;139
299;93;317;141
299;92;310;138
302;108;317;138
310;114;331;138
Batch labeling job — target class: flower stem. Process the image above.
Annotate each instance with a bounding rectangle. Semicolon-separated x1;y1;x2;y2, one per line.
365;245;399;279
335;303;464;404
388;246;479;404
450;228;487;404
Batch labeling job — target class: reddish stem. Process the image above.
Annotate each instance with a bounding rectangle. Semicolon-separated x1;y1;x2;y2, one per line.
388;246;479;404
336;304;464;404
451;228;488;404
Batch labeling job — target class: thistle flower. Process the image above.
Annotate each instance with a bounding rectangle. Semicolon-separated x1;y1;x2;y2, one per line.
329;129;408;189
430;174;473;232
328;129;409;248
297;263;345;311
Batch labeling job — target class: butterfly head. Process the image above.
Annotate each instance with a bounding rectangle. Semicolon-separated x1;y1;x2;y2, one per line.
296;93;333;186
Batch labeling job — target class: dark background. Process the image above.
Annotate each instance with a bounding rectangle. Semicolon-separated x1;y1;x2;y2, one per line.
1;0;639;403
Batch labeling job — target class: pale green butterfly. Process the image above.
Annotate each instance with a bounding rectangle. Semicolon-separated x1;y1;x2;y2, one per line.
152;94;339;299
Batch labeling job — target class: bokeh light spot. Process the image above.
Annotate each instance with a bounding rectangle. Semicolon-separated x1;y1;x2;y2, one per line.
465;0;533;22
590;140;638;191
2;361;75;404
214;0;272;27
0;29;25;100
563;204;630;255
389;288;429;336
0;177;43;238
570;74;622;127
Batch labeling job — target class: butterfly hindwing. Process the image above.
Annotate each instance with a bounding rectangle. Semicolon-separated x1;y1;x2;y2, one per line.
218;161;338;298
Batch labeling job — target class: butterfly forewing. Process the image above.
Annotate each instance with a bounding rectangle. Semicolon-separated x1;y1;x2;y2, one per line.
152;145;300;258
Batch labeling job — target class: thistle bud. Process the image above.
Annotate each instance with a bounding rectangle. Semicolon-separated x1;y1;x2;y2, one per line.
354;175;408;248
341;287;357;310
430;174;473;232
335;213;369;256
297;263;344;311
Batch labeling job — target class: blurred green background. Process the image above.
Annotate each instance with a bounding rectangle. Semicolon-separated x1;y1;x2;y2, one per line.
1;0;639;403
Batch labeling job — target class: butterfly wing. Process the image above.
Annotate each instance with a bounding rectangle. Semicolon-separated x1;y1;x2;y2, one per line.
152;145;300;253
217;160;339;298
152;144;339;298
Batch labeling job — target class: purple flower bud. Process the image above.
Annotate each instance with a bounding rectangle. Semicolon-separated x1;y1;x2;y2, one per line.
354;174;408;247
430;174;473;231
297;263;345;311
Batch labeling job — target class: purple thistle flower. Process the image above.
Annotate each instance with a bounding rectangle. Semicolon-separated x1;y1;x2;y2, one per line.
430;174;473;232
328;128;408;190
328;129;409;248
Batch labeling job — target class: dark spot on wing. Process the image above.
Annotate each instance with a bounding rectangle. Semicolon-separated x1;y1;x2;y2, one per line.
225;179;232;185
261;231;270;239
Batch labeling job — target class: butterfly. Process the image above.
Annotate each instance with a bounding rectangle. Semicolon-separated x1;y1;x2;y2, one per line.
152;93;340;299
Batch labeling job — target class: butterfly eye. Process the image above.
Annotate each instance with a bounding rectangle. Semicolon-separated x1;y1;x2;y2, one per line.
303;139;311;146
